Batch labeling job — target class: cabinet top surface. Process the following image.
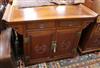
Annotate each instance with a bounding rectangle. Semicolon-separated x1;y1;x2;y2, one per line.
3;4;98;22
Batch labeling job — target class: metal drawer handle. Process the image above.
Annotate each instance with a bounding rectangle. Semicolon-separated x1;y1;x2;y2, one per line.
51;41;57;53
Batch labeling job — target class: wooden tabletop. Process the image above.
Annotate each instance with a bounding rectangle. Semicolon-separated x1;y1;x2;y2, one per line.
3;4;98;22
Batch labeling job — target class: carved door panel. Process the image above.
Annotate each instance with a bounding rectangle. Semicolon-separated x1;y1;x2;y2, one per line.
83;24;100;51
54;28;80;58
27;30;54;59
84;34;100;50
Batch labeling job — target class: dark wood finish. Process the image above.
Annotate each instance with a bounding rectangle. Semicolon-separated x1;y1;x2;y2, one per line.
79;20;100;54
10;23;24;34
26;30;54;59
78;0;100;54
54;28;80;58
3;4;98;65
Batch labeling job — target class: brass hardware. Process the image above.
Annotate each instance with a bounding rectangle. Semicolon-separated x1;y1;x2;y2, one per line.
51;41;57;53
77;32;81;35
97;17;100;22
24;37;29;44
98;27;100;32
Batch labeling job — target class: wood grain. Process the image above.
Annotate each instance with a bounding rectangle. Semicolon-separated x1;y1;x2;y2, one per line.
3;4;98;23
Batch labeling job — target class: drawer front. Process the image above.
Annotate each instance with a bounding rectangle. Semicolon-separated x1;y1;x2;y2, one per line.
11;24;24;34
26;21;55;30
57;20;82;28
25;30;54;59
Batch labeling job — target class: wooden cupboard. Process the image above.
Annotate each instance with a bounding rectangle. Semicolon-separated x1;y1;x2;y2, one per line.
23;20;82;65
3;4;98;65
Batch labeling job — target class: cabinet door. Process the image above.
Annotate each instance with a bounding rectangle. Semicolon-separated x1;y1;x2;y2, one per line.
26;30;54;60
84;34;100;50
54;28;80;58
81;24;100;51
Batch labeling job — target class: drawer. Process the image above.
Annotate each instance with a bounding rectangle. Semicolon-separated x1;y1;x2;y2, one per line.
26;21;55;30
11;24;24;34
57;20;82;28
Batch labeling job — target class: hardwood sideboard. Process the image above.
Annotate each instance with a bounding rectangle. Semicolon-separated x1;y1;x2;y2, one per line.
3;4;98;65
